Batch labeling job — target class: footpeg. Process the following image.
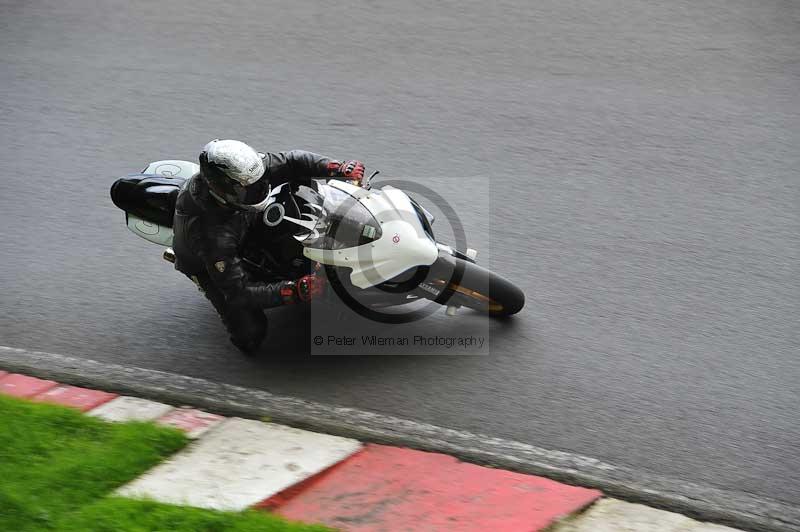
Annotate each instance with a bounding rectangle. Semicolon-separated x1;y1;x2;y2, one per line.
163;247;176;264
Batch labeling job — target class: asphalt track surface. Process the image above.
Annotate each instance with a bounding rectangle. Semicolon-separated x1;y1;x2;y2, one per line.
1;0;798;512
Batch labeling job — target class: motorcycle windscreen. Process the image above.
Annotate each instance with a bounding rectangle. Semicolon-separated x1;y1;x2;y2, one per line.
298;184;382;250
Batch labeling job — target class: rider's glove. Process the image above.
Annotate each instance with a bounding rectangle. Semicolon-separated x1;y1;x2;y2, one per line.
280;274;326;304
326;160;366;185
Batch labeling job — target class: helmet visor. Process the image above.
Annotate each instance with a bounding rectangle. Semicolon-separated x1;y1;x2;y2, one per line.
204;172;244;203
202;162;266;207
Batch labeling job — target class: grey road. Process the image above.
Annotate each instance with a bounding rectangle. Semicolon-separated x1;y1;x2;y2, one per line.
2;0;799;510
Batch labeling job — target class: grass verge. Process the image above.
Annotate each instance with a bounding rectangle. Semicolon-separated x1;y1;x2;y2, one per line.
0;394;329;531
59;497;331;532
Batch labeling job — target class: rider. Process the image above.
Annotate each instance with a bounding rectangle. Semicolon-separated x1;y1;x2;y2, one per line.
172;139;365;353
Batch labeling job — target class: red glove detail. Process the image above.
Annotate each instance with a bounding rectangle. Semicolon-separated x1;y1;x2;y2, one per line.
326;161;342;176
327;159;365;181
296;274;326;303
280;284;297;305
340;160;365;181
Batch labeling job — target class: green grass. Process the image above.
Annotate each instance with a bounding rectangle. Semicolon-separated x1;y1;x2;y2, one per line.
0;394;330;532
59;497;331;532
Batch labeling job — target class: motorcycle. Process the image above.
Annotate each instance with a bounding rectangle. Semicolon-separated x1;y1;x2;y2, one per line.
110;159;524;322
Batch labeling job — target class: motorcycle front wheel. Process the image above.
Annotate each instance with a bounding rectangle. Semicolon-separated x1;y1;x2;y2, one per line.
427;256;525;317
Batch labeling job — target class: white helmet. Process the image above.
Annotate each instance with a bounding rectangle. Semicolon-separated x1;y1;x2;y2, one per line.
199;139;266;206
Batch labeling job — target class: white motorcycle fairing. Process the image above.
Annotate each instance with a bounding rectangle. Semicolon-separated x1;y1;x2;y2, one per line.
301;180;439;289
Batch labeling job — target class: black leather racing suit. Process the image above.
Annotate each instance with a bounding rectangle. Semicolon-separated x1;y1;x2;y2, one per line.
172;150;340;352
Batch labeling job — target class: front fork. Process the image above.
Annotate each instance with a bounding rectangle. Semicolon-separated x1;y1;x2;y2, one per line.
433;244;478;315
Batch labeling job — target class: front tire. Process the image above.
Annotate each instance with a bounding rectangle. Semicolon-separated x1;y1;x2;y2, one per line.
428;257;525;317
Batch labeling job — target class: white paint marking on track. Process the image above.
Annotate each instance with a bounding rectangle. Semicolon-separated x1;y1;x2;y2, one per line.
116;417;362;511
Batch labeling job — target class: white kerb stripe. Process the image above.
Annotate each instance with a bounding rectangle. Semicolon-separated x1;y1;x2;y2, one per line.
88;396;174;422
116;417;361;511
